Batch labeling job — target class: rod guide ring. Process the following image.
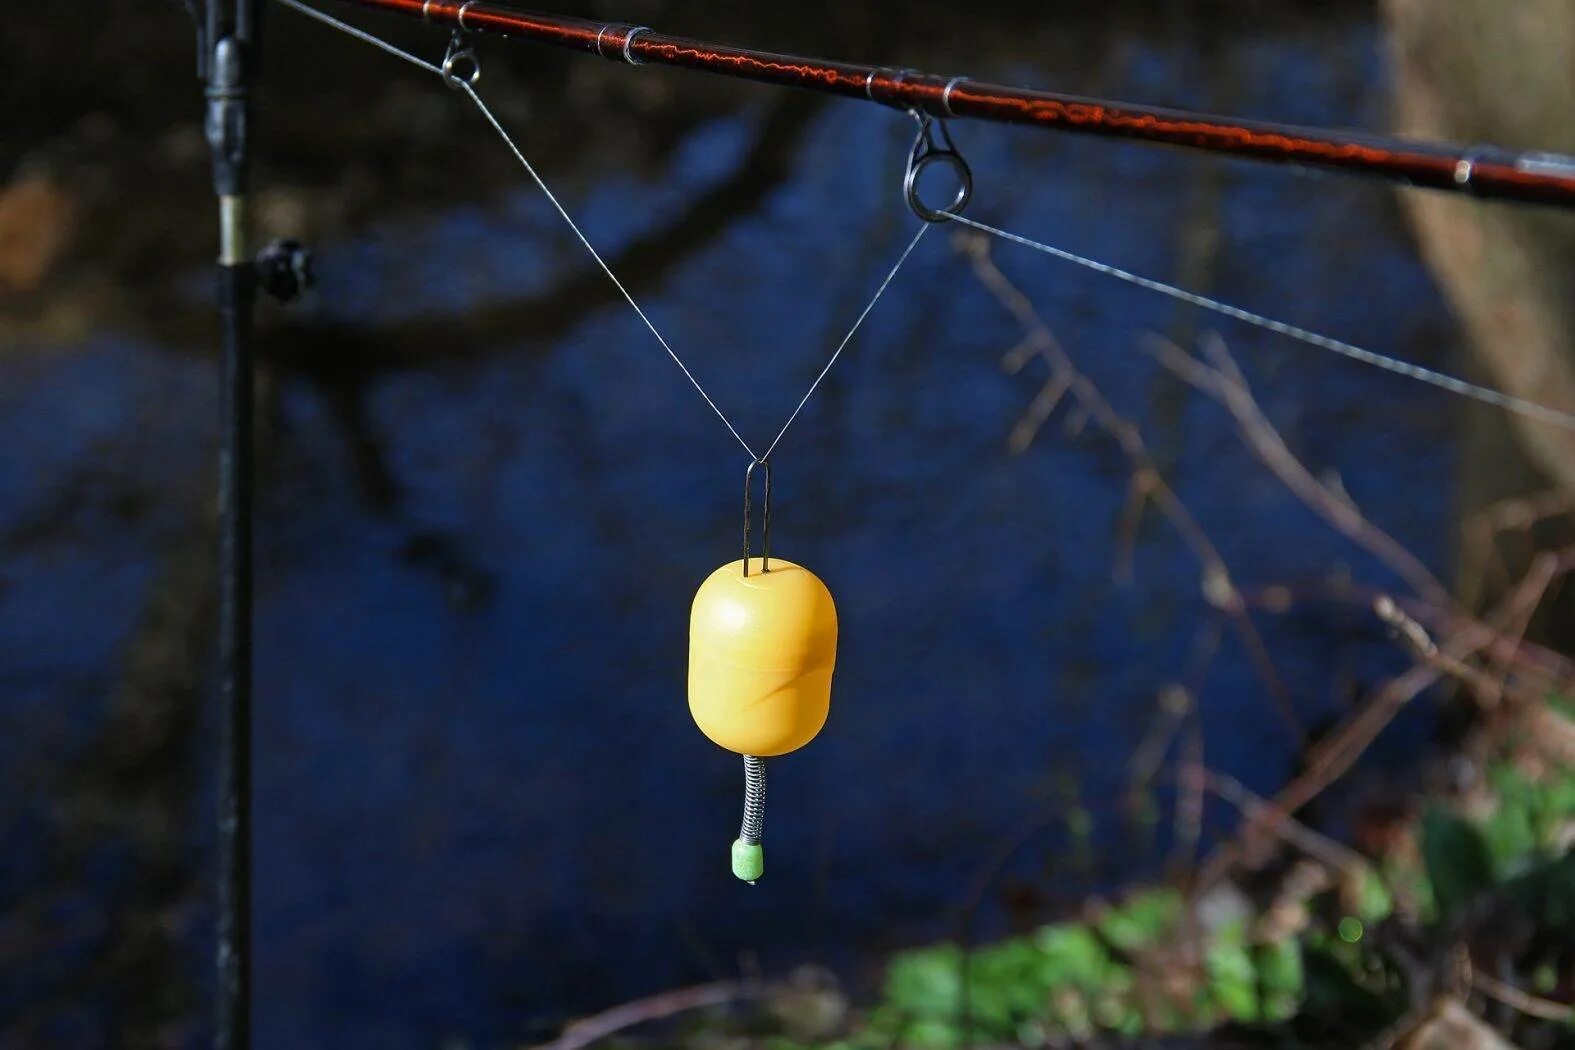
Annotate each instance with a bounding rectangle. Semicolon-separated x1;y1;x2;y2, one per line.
442;40;481;89
904;111;972;222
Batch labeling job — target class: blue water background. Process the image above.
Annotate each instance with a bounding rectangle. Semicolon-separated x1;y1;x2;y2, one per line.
0;21;1458;1047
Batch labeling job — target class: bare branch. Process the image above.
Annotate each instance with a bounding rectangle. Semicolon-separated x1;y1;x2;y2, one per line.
1204;769;1369;879
1127;684;1192;792
1201;552;1571;888
960;233;1304;744
1374;595;1516;706
1146;332;1451;605
1234;579;1575;686
1459;488;1575;609
1471;971;1575;1023
533;981;757;1050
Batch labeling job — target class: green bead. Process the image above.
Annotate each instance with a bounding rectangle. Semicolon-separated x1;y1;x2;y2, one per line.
731;839;764;884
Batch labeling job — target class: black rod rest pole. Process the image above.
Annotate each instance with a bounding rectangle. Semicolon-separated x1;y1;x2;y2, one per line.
202;1;258;1046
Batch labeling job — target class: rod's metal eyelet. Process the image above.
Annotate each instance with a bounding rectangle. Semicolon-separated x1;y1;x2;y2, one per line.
442;43;481;89
903;111;973;223
905;150;972;222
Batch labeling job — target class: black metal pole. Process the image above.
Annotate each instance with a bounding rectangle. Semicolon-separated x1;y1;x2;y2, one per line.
204;3;258;1047
214;250;255;1050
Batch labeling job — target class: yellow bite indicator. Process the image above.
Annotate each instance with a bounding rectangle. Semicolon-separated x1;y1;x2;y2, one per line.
689;461;838;882
689;557;838;757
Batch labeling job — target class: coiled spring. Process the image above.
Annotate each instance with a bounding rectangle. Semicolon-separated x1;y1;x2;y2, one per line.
739;755;767;844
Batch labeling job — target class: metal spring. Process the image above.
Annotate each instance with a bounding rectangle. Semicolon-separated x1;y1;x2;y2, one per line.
739;755;766;844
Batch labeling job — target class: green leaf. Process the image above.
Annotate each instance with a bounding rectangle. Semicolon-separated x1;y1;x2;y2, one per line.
903;1018;961;1048
1097;889;1183;952
1253;938;1304;1026
1204;928;1259;1022
1256;938;1304;1000
1353;868;1394;923
965;941;1044;1036
1421;807;1495;918
1034;924;1116;987
884;945;963;1020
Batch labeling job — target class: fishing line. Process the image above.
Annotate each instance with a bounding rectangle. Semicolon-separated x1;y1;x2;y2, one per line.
762;222;929;460
949;212;1575;432
275;0;443;76
457;82;759;457
276;0;930;461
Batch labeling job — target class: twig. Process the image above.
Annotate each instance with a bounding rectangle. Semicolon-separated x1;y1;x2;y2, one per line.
1471;971;1575;1023
1172;720;1206;871
1459;488;1575;608
1204;770;1369;879
533;981;756;1050
1127;685;1193;793
1373;595;1518;706
1234;578;1575;686
962;234;1304;744
1200;554;1568;887
1479;550;1561;707
1468;489;1575;536
1145;333;1451;606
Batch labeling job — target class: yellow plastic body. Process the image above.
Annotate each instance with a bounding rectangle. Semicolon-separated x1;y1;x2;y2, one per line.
688;558;837;757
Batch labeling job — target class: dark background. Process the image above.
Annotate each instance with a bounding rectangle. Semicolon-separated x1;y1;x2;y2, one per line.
0;1;1554;1046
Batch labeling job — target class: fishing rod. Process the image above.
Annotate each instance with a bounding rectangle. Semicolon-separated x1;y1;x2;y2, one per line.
318;0;1575;209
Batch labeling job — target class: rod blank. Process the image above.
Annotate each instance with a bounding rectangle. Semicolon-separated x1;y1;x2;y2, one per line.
324;0;1575;208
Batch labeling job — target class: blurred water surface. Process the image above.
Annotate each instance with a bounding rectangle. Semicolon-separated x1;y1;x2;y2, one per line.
0;8;1462;1046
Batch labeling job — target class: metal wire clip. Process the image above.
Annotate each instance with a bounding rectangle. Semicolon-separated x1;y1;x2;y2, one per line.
741;458;772;577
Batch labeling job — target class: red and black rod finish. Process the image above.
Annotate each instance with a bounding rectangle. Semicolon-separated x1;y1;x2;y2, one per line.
323;0;1575;208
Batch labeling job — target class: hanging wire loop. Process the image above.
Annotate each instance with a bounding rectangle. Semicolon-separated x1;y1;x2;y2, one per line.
905;110;972;223
741;459;772;577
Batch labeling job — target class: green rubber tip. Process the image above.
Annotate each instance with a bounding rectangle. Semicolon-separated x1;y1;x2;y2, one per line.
731;839;764;884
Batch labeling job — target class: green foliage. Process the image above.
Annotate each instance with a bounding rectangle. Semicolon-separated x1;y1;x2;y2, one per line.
1096;888;1181;952
857;894;1306;1046
1202;920;1258;1021
1481;762;1575;876
760;751;1575;1049
1352;867;1394;924
1256;937;1304;1022
1420;807;1496;918
883;946;963;1023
